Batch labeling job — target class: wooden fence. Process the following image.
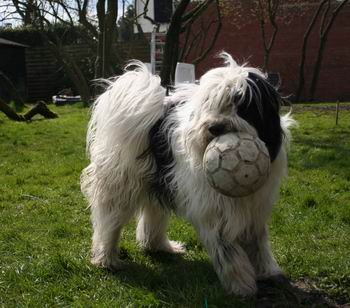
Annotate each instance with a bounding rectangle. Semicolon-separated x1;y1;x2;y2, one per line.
25;40;150;102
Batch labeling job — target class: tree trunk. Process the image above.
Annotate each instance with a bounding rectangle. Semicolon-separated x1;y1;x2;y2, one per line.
0;99;58;121
41;34;92;106
309;0;349;100
105;0;118;76
257;0;279;72
262;24;278;72
95;0;119;80
295;0;327;102
192;0;221;65
95;0;106;79
308;34;328;100
160;0;191;87
0;71;25;108
23;101;58;120
62;50;92;105
0;98;24;121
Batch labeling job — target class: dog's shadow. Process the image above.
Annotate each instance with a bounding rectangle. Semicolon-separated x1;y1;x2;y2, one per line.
255;276;338;307
106;248;338;307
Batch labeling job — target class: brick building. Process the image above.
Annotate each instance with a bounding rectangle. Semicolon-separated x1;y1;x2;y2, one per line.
185;1;350;102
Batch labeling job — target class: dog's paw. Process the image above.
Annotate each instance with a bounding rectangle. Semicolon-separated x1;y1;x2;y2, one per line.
220;264;257;297
166;240;186;253
227;280;257;297
91;251;124;272
258;273;291;287
147;240;186;254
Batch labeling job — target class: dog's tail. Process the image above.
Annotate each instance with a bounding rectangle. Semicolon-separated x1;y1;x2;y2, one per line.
88;62;165;162
281;111;298;148
81;62;166;201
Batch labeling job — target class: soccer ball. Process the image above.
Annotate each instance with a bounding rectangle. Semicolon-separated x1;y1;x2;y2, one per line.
203;132;271;197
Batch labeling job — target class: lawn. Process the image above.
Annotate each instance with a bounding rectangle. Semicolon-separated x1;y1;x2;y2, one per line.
0;104;349;307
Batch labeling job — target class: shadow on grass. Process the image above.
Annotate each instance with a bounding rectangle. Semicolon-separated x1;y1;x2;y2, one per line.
104;249;341;307
256;276;339;308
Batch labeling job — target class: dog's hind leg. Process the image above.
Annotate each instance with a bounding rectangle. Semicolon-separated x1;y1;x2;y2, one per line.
136;201;185;253
91;199;135;272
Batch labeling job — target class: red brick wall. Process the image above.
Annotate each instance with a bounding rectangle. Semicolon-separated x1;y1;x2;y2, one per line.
184;2;350;102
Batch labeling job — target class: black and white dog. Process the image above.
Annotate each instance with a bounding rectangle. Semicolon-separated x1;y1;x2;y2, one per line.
81;52;294;296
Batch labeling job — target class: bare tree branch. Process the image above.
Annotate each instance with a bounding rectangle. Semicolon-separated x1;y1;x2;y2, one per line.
160;0;191;86
295;0;327;101
182;0;212;23
309;0;349;99
192;0;221;65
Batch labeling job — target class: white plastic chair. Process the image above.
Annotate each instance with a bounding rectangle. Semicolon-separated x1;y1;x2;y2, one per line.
144;63;152;73
175;62;195;85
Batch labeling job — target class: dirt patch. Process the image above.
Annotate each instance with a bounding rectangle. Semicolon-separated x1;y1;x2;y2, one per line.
255;276;348;307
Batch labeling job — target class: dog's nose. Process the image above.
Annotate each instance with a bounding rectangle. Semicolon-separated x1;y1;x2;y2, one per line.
208;123;226;136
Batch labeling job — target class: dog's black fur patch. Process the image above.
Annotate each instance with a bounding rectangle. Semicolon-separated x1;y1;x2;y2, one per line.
236;73;283;162
146;103;176;208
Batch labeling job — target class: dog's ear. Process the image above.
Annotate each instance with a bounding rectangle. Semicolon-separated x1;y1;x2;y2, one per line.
236;73;282;162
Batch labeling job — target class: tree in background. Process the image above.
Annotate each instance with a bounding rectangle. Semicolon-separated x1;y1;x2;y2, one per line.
256;0;280;71
162;0;222;86
220;0;283;72
2;0;221;102
118;4;135;42
178;1;222;68
221;0;349;101
136;0;222;87
305;0;348;101
2;0;122;104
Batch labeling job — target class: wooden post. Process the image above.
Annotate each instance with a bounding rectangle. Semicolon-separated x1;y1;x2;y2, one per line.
335;101;340;125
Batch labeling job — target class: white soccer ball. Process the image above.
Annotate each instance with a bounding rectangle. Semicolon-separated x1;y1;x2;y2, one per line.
203;132;271;197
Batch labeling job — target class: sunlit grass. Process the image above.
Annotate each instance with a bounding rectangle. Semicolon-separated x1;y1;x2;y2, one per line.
0;104;349;306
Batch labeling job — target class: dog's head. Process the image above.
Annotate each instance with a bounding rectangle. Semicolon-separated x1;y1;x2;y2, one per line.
176;53;283;167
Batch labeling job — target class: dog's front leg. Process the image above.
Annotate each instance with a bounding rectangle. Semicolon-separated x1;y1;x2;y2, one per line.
199;229;257;296
244;225;283;280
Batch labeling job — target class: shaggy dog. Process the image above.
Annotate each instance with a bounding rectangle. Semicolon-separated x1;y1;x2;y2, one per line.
81;53;294;296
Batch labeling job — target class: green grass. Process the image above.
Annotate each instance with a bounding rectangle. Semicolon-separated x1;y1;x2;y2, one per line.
272;106;350;302
0;104;349;307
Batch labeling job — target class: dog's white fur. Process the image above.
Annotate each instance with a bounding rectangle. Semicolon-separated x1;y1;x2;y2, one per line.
81;53;294;296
